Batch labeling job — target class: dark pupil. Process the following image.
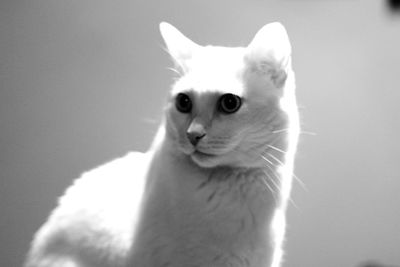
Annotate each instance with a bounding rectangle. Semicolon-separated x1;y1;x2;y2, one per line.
220;94;241;113
176;93;192;113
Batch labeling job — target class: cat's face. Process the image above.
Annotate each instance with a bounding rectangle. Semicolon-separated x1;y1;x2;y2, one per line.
160;22;296;169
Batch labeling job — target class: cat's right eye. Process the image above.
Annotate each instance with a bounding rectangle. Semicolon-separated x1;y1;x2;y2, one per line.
175;93;192;113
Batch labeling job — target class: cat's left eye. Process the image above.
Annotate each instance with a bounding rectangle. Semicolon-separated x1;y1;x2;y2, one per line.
218;94;242;114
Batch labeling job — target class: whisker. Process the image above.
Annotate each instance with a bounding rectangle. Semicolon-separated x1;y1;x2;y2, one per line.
289;197;300;210
233;147;304;198
267;153;284;166
271;125;317;137
267;153;307;192
233;147;281;198
300;130;317;136
266;172;281;191
260;155;281;181
271;128;289;134
267;144;288;154
166;67;182;76
260;172;278;203
292;173;308;192
141;117;160;125
261;176;275;194
260;156;282;194
262;154;303;210
260;154;274;166
262;153;301;209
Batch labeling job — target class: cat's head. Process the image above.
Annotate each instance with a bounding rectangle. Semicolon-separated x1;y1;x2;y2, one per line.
160;22;298;169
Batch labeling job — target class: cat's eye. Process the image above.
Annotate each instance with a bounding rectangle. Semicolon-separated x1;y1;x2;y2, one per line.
175;93;192;113
219;94;242;114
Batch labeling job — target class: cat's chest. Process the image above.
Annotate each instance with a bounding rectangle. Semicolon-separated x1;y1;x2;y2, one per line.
130;162;278;267
172;168;275;230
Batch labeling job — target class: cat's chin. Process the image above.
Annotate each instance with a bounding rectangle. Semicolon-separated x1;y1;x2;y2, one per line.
190;150;243;169
177;144;237;169
190;150;268;169
190;150;221;168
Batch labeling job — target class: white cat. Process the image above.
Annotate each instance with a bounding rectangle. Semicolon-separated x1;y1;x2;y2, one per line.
25;22;299;267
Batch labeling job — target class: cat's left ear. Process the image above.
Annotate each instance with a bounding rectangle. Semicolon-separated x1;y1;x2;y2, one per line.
160;22;200;73
245;22;292;88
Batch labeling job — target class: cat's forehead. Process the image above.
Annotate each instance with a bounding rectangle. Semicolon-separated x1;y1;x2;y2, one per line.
190;46;245;76
172;74;245;96
171;46;246;96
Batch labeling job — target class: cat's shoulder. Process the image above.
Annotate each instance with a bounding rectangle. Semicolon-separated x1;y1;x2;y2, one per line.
82;150;150;182
43;151;150;244
59;151;150;206
26;152;150;267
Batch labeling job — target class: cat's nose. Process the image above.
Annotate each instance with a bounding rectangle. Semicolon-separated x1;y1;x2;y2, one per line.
187;122;206;146
187;131;206;146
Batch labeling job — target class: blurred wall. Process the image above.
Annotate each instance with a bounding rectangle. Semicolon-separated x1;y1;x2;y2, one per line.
1;1;399;266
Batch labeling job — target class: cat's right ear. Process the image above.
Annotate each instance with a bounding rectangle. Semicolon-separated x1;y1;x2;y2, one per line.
159;22;200;74
245;22;292;88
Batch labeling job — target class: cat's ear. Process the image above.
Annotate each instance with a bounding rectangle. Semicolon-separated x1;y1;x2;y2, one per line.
245;22;292;88
160;22;200;74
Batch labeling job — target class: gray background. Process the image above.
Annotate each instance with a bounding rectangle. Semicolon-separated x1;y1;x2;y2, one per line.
1;0;399;266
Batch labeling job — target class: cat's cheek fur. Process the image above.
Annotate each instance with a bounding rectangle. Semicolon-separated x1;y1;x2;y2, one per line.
165;107;194;154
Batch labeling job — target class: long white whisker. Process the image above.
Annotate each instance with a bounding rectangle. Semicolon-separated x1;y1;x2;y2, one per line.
273;126;316;137
261;176;275;194
235;148;281;198
260;154;274;166
267;152;307;192
260;156;281;181
233;147;301;197
267;153;284;166
166;67;182;76
266;172;281;191
292;173;308;192
289;197;300;210
262;152;301;208
300;130;317;136
262;154;303;209
268;144;288;154
260;156;282;195
260;172;278;203
272;128;289;134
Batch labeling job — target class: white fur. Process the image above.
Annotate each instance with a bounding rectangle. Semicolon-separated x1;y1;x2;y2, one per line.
25;22;299;267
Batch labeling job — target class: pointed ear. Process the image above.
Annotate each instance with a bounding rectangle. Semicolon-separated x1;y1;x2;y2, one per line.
245;22;292;88
159;22;200;73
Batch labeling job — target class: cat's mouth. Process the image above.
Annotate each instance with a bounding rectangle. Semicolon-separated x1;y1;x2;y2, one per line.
192;149;217;158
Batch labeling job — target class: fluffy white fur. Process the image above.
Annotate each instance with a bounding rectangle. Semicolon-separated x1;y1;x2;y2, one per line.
25;22;299;267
